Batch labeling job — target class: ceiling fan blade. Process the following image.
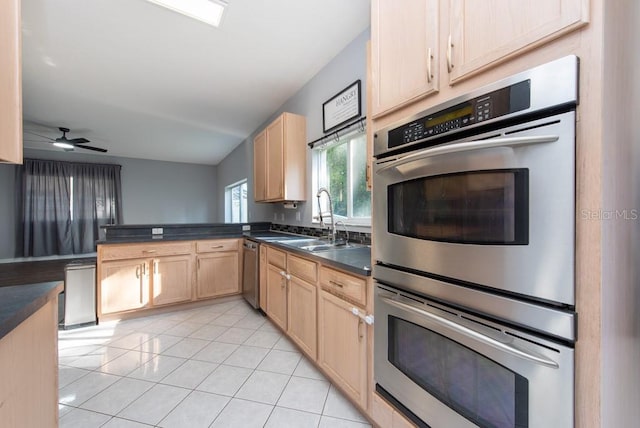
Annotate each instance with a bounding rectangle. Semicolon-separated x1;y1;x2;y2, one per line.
68;137;90;144
24;131;56;142
74;145;108;153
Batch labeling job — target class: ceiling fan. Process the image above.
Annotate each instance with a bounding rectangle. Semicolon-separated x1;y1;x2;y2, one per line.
24;127;108;153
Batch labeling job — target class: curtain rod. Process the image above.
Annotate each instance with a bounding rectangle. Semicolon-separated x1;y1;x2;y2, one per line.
308;116;366;149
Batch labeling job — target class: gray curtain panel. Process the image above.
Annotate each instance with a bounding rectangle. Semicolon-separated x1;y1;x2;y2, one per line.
21;159;122;257
72;162;123;253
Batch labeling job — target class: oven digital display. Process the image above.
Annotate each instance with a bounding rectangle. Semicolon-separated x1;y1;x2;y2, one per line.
387;169;529;245
387;80;531;150
425;104;473;128
388;316;529;428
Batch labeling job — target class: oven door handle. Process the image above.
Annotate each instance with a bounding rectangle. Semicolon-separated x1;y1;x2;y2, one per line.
380;296;560;369
375;134;559;174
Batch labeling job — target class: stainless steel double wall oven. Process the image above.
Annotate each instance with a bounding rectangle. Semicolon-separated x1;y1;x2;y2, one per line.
372;56;579;428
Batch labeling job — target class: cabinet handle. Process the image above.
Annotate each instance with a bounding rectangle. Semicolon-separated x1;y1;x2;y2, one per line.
142;262;146;276
135;266;140;279
446;34;454;73
153;261;158;275
358;318;364;341
211;245;224;249
142;249;156;253
197;259;200;269
329;280;344;288
427;47;433;83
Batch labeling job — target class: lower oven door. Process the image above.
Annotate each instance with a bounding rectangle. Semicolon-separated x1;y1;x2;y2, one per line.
374;284;574;428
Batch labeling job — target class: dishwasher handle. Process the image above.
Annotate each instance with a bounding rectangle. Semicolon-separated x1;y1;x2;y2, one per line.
243;241;258;250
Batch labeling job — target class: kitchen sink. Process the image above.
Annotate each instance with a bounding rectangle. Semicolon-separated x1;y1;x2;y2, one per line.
268;237;367;253
295;241;366;252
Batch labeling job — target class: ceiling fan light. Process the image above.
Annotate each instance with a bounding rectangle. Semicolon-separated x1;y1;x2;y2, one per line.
53;142;74;149
145;0;228;27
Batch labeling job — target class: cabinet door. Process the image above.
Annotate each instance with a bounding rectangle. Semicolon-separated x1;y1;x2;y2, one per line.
259;246;267;310
196;252;240;299
371;0;439;117
266;263;287;331
318;291;367;408
448;0;589;84
287;275;317;359
152;255;192;306
0;0;22;164
266;115;284;201
100;259;149;314
254;130;267;202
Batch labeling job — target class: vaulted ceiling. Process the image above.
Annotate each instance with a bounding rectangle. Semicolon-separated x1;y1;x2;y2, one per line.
21;0;370;164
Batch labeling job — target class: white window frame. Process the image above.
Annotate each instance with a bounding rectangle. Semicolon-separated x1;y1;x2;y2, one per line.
312;129;371;226
225;179;248;223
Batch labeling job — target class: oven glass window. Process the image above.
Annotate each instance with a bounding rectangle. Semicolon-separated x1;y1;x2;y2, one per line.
388;169;528;244
389;316;528;428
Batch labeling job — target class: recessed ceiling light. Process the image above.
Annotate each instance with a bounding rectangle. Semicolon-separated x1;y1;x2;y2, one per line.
145;0;228;27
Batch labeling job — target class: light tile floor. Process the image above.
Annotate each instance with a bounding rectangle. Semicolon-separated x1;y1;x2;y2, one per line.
58;298;372;428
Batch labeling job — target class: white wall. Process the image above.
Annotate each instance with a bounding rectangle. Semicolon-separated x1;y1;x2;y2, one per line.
216;28;371;231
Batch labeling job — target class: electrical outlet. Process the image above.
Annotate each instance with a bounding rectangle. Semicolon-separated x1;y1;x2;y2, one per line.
273;212;278;221
280;213;284;221
296;212;301;221
152;227;163;235
242;225;251;231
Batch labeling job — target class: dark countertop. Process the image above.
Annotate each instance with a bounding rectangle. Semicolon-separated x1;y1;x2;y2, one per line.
0;281;63;341
246;232;372;277
99;230;372;277
96;232;245;244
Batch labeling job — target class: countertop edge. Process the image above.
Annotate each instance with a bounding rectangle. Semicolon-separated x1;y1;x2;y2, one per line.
0;282;64;341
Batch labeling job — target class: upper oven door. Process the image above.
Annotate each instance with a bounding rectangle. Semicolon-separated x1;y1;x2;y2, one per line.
373;111;575;306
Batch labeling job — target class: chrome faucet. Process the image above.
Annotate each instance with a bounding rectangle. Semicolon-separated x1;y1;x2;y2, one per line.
316;187;336;243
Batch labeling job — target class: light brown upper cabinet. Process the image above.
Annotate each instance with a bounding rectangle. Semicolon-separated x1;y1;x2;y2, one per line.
371;0;439;118
253;112;307;202
447;0;589;84
371;0;589;118
0;0;23;164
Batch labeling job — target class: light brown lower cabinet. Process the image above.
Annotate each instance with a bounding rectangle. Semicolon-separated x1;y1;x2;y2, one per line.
318;290;368;409
371;392;417;428
196;252;240;299
266;262;288;330
100;258;150;314
151;254;192;306
259;245;267;309
287;274;317;359
97;239;240;318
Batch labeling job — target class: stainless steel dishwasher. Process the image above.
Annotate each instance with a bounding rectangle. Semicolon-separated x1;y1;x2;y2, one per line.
242;239;260;309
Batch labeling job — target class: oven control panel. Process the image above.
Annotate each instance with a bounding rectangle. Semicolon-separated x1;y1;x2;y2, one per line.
388;80;531;149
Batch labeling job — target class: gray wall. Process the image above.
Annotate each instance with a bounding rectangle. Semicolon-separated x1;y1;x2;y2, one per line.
0;148;217;259
216;28;370;232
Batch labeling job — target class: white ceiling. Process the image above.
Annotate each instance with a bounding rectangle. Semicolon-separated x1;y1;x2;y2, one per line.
21;0;370;165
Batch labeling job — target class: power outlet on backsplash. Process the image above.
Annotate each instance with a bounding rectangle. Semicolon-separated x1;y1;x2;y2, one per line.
152;227;163;235
242;225;251;231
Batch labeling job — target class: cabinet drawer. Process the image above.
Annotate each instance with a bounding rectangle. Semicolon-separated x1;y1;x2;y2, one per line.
319;266;366;307
101;241;193;261
267;247;287;270
196;239;239;253
288;254;317;284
